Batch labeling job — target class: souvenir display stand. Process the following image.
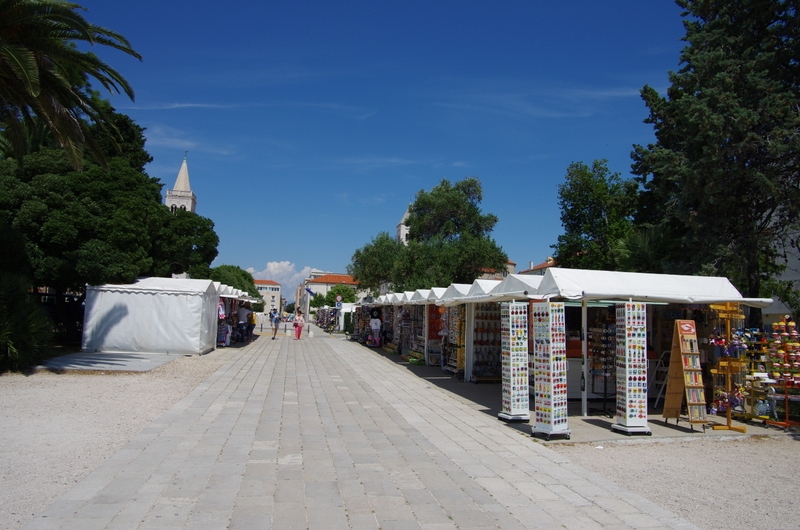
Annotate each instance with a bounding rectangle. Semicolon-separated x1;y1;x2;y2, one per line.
530;302;569;439
589;322;616;415
426;305;445;366
472;302;502;382
710;358;747;433
499;302;530;422
663;320;708;432
444;306;466;374
764;318;800;431
407;305;426;361
612;303;652;435
380;306;396;351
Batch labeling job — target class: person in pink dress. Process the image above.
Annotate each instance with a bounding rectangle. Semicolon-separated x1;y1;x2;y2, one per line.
293;311;305;340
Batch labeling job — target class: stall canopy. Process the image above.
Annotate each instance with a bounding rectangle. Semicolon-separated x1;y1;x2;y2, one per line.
536;268;773;307
437;283;472;306
462;279;501;302
427;287;447;303
488;274;544;302
410;289;431;304
82;277;219;356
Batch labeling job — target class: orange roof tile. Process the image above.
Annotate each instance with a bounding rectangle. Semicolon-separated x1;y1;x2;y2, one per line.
307;274;358;285
254;279;280;285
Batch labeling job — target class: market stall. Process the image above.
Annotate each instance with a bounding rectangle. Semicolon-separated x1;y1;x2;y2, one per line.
82;277;220;356
534;267;773;433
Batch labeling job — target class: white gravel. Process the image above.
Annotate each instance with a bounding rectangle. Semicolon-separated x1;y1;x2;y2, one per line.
0;351;227;530
2;348;799;530
548;434;800;530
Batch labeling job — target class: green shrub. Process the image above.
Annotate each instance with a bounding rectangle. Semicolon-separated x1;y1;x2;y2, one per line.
0;272;52;371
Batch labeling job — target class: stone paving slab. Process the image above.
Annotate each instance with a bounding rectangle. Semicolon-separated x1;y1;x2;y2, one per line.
24;328;699;529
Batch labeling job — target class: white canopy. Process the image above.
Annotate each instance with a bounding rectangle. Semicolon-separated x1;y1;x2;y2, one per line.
536;268;772;307
487;274;544;302
82;277;218;356
465;279;501;299
437;283;472;306
410;289;431;304
427;287;447;303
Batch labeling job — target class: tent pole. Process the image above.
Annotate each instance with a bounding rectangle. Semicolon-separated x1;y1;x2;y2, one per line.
582;299;588;417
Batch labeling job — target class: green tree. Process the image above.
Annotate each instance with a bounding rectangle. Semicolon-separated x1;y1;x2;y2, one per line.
349;177;507;292
0;0;142;169
0;149;163;293
347;232;402;292
405;177;507;286
631;0;800;325
309;293;326;309
325;284;356;306
284;302;295;315
209;265;261;310
149;209;219;280
552;160;638;270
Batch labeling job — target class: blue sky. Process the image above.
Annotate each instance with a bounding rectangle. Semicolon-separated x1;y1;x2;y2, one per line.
79;1;687;301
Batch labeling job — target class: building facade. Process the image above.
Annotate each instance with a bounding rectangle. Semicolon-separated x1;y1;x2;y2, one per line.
254;279;281;312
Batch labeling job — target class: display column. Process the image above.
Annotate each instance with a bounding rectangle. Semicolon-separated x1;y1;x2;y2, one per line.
499;302;530;422
531;302;570;440
612;302;652;435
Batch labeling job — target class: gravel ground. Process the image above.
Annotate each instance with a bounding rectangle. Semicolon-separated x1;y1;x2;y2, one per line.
0;351;228;530
2;347;799;530
548;434;800;530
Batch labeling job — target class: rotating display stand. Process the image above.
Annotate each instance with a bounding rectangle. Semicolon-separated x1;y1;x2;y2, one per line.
612;302;652;435
530;302;570;440
499;302;530;422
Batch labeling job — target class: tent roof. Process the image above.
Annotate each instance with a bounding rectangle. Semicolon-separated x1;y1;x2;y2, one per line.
438;283;472;306
87;277;215;295
475;274;545;303
427;287;447;302
537;268;772;307
466;279;501;298
410;289;431;304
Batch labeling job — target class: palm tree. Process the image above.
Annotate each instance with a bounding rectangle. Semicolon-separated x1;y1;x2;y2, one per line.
0;0;141;169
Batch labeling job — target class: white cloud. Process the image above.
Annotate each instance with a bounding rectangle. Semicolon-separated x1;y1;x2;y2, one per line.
247;261;312;302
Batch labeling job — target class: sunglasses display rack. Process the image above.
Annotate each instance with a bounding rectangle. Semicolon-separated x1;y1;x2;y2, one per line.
530;302;570;440
406;305;426;361
471;302;502;381
498;302;530;422
589;322;617;415
612;302;652;435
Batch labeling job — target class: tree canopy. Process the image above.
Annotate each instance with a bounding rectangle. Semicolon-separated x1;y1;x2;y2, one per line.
0;107;218;298
552;160;638;270
0;0;142;169
631;0;800;321
348;177;507;292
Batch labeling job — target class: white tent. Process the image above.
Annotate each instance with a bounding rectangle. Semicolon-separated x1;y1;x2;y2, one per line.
460;279;501;303
426;287;447;303
537;268;773;307
488;274;544;301
410;289;431;304
437;283;472;306
82;277;219;356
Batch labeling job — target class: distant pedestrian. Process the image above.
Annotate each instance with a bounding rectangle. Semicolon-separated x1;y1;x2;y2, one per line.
294;311;305;340
270;308;280;339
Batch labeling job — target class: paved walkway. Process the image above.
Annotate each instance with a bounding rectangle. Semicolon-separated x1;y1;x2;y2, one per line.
24;328;697;530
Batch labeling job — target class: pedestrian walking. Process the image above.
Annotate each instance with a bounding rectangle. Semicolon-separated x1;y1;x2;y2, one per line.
293;311;305;340
269;308;280;339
